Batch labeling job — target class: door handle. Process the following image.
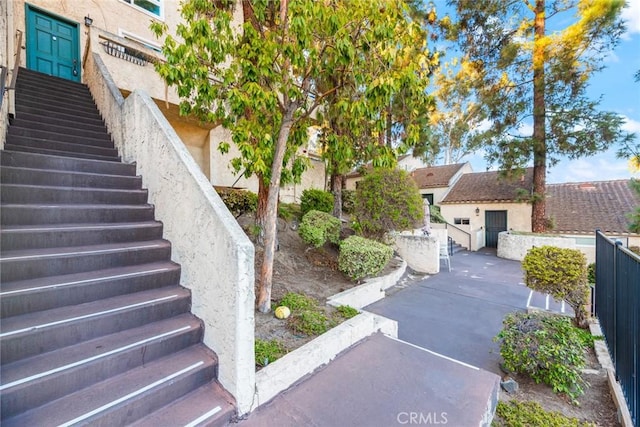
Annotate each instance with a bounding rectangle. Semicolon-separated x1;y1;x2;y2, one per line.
72;59;78;76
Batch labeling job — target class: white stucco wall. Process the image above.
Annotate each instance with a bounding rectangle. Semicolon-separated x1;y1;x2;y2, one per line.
86;53;256;415
393;234;440;274
0;0;15;147
497;231;576;261
440;202;533;235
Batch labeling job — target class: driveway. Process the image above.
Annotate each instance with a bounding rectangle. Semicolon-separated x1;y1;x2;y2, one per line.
366;248;531;374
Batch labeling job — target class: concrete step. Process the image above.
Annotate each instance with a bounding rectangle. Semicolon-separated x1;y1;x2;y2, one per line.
1;166;141;190
1;345;218;427
10;111;108;134
132;380;236;427
1;203;155;226
3;144;120;162
15;101;104;124
1;183;147;205
245;333;500;427
0;314;203;418
0;286;191;364
0;240;172;282
1;261;181;317
17;68;93;94
5;135;118;157
16;80;95;104
8;123;113;146
0;150;135;176
16;91;98;114
1;221;163;250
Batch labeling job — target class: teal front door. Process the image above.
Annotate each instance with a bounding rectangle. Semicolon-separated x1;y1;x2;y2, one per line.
26;6;80;82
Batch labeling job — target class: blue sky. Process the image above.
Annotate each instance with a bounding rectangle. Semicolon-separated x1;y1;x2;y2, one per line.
444;0;640;183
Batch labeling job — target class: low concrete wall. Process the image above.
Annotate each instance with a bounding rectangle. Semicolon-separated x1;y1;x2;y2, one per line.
253;312;398;409
327;257;407;309
497;231;575;261
85;53;256;415
393;234;440;274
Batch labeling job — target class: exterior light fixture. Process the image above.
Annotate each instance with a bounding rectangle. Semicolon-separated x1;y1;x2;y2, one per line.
84;15;93;27
475;207;480;216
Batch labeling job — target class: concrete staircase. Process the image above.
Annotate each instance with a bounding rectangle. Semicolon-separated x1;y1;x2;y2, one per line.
0;68;234;426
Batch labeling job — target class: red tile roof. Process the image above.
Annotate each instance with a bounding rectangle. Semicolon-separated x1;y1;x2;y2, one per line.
546;180;640;235
441;168;534;203
410;163;467;189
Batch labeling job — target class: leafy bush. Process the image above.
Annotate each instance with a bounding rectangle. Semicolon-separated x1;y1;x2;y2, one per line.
279;292;317;311
300;189;334;216
494;400;594;427
429;205;446;224
587;262;596;285
298;210;341;248
353;168;423;239
255;339;287;367
338;235;393;280
278;202;301;222
336;305;359;319
495;312;587;401
522;246;590;327
287;310;336;336
341;189;356;214
217;188;257;217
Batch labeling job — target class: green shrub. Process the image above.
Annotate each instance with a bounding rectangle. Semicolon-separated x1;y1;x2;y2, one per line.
278;202;301;222
522;246;590;328
587;262;596;285
336;305;359;319
255;339;287;367
429;205;447;224
217;188;257;218
300;189;334;216
495;312;587;401
338;235;393;280
279;292;318;311
298;210;341;248
353;168;423;239
287;310;336;336
494;400;595;427
341;189;356;214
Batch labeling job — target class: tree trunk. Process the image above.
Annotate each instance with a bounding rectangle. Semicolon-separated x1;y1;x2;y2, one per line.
531;0;547;233
255;175;268;245
331;172;343;219
256;105;296;313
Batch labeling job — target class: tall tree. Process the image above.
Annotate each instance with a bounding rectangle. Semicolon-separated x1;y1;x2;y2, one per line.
445;0;631;231
152;0;436;312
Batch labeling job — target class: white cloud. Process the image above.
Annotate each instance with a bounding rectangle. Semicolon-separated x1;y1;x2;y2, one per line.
622;115;640;133
547;150;633;183
518;123;533;136
622;0;640;36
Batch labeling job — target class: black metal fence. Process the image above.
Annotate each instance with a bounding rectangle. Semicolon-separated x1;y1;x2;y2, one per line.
595;230;639;427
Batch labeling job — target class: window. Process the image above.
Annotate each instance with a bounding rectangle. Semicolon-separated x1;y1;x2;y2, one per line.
421;193;434;206
119;30;162;52
454;218;470;225
121;0;163;19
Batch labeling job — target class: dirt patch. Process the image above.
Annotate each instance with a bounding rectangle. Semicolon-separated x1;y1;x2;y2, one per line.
499;346;620;426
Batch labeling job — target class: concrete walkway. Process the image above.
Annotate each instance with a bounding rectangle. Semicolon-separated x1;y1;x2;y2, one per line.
242;249;560;426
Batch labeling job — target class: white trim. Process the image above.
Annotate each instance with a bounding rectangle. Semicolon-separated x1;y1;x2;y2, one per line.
57;362;204;427
118;29;162;52
0;295;178;338
119;0;164;21
0;326;191;390
184;406;223;427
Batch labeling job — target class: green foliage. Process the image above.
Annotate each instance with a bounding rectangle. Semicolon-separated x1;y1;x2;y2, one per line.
522;246;590;327
217;188;257;218
353;168;424;240
287;310;337;336
587;263;596;285
298;210;342;248
339;235;393;280
336;305;359;319
278;203;301;222
279;292;317;311
494;400;595;427
495;312;587;401
341;190;356;214
429;205;447;224
300;189;334;216
255;339;287;367
628;179;640;233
